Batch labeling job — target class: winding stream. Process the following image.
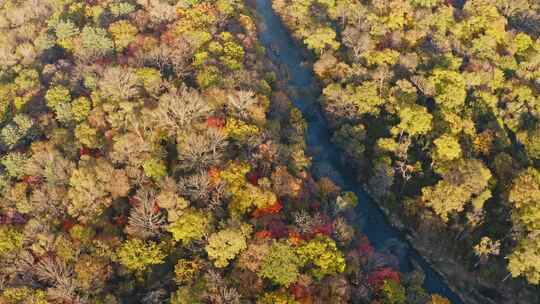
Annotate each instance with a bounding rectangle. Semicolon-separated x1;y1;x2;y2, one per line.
254;0;464;303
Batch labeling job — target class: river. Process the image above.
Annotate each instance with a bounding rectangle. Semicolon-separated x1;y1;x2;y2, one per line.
253;0;464;303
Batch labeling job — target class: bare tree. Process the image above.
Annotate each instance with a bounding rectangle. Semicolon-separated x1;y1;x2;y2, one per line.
177;129;227;172
126;188;165;239
149;86;211;135
227;90;256;120
177;172;211;204
99;67;140;101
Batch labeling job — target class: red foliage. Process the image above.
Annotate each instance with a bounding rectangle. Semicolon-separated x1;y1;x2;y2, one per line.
309;201;320;211
288;230;303;246
313;222;333;236
153;202;160;214
0;212;25;225
117;54;129;66
114;215;127;226
79;147;90;156
94;57;113;66
79;147;102;158
246;169;262;186
242;37;254;49
206;116;226;129
208;167;221;185
255;230;273;239
128;196;140;206
22;175;43;185
252;200;283;218
367;267;400;289
291;282;311;300
161;30;177;46
268;219;288;239
126;35;147;57
61;219;75;231
126;43;138;58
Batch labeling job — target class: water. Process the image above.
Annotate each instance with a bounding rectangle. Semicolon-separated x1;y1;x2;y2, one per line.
254;0;465;303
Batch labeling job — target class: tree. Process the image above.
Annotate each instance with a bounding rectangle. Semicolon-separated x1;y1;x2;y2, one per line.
99;67;140;101
380;280;406;304
142;158;167;181
126;188;166;239
508;167;540;232
176;129;227;172
257;291;299;304
174;258;202;285
147;86;211;135
0;227;23;256
395;104;433;136
77;26;114;60
508;235;540;284
1;152;27;179
1;114;34;149
335;191;358;212
409;0;443;8
474;237;500;266
238;241;270;272
429;294;451;304
117;239;166;272
224;117;260;142
45;86;71;110
296;236;345;279
108;20;138;51
206;226;250;268
220;162;277;215
167;208;210;245
67;158;130;223
75;122;101;148
259;241;303;286
421;181;468;222
422;159;491;222
433;134;461;162
304;27;340;54
429;70;467;110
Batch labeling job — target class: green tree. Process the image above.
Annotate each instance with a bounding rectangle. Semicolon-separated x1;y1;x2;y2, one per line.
259;241;302;286
433;134;461;162
257;291;299;304
381;280;407;304
174;258;202;285
429;70;467;110
1;152;27;179
0;227;23;256
508;167;540;232
304;27;340;54
205;226;250;268
78;26;114;59
167;208;210;245
67;158;130;223
395;104;433;136
108;20;138;51
1;114;34;149
220;162;277;215
296;236;345;279
117;239;166;272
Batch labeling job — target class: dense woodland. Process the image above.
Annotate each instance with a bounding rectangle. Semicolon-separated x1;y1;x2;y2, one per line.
272;0;540;302
0;0;456;303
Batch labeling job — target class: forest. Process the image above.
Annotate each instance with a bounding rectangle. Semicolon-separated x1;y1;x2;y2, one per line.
271;0;540;303
1;0;539;303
